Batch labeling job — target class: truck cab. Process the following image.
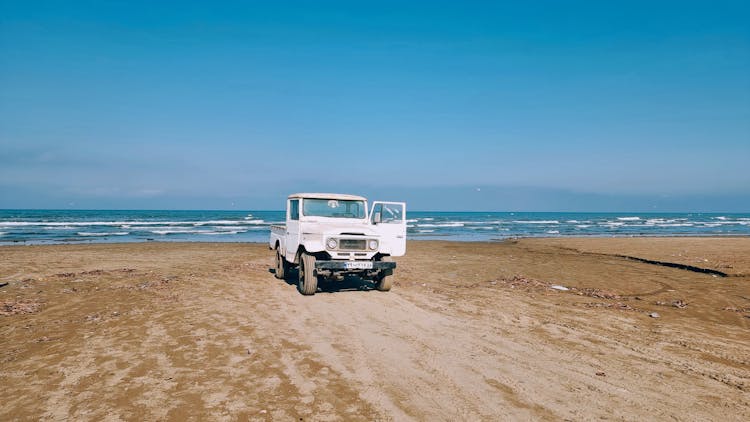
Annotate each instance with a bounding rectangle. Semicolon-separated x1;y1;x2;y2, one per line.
269;193;406;295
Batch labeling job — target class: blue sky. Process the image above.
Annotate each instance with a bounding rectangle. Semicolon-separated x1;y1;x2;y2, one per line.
1;1;748;211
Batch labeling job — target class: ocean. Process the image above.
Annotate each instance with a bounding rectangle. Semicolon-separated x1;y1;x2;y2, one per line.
1;210;749;245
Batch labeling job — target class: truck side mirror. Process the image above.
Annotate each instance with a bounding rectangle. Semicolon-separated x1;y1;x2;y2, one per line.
373;212;382;224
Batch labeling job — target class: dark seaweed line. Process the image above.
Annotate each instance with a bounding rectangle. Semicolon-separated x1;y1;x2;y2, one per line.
615;255;729;277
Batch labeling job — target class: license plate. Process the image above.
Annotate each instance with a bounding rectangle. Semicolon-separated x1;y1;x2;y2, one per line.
345;261;373;270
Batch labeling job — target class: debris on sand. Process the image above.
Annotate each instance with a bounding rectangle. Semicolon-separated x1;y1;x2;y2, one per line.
722;306;750;313
656;300;688;308
492;275;550;291
584;302;636;311
649;312;660;318
1;300;41;316
85;313;101;322
596;371;606;377
54;268;136;279
672;300;687;309
495;276;643;314
578;288;620;299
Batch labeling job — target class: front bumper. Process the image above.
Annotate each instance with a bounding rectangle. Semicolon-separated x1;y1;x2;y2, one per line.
315;260;396;271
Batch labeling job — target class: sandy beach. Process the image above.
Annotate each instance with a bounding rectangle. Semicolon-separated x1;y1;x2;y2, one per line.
1;238;749;421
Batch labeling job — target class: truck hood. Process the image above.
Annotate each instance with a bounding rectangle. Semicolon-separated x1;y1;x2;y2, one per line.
301;220;376;237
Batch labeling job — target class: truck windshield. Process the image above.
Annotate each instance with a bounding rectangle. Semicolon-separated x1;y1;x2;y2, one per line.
303;199;366;219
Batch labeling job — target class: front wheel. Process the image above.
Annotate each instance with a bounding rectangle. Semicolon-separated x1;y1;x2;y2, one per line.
298;252;319;295
375;256;394;291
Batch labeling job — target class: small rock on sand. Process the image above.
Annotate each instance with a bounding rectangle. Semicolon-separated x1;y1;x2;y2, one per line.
649;312;660;318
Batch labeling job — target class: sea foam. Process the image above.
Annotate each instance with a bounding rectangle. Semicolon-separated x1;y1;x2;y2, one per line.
77;232;129;236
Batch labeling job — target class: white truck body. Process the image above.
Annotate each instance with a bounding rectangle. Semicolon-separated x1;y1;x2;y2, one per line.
269;193;406;295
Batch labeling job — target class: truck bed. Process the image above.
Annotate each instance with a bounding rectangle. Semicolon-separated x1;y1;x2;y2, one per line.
269;225;286;250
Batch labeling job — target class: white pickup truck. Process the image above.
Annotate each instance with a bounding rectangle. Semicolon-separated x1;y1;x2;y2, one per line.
269;193;406;295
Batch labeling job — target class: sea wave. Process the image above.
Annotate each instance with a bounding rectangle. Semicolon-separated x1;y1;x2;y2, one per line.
416;222;465;228
77;232;129;236
151;230;190;235
194;220;262;226
617;217;641;221
151;229;247;235
0;220;254;227
512;220;560;224
244;219;267;225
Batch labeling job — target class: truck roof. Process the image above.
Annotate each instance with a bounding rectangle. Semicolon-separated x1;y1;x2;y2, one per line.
288;192;367;201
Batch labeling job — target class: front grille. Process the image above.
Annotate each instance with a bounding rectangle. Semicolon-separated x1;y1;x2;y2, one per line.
339;239;366;250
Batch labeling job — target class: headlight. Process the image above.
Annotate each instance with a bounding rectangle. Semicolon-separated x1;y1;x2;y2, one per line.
326;238;338;250
368;239;378;250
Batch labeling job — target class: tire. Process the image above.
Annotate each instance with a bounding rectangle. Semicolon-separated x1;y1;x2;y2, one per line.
375;256;394;292
274;247;288;280
298;252;318;295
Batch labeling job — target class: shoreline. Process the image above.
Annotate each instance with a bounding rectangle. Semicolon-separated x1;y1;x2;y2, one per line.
2;232;749;247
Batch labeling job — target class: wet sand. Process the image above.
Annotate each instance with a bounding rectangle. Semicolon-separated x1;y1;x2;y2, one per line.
1;238;749;421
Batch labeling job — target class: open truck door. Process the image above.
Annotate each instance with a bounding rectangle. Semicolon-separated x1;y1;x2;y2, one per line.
370;201;406;256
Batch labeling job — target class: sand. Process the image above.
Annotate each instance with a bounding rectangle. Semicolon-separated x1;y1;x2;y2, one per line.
1;238;749;421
